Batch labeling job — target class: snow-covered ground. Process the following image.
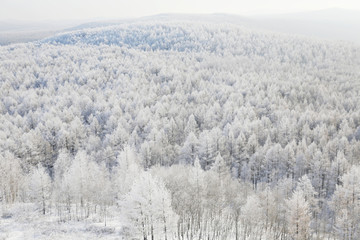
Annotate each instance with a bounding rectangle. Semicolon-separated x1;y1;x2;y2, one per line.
0;204;124;240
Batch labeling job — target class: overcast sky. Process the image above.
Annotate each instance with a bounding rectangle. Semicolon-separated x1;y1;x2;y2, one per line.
1;0;359;21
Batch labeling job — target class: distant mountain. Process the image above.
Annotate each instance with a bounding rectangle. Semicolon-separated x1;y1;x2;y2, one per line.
62;9;360;44
1;9;359;45
0;19;89;45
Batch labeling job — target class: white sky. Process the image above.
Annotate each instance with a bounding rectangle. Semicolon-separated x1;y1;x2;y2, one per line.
0;0;359;21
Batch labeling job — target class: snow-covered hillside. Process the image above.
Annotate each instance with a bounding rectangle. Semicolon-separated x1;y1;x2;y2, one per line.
1;21;360;239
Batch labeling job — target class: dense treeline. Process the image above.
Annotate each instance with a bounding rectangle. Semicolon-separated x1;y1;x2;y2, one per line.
1;22;360;239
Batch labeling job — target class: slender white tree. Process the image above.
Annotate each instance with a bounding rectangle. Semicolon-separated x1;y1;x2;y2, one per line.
331;165;360;240
26;165;52;214
286;189;311;240
0;152;23;204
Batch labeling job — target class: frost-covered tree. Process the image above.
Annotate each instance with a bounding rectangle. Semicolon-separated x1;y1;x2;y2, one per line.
286;189;311;240
0;152;23;204
297;174;319;236
178;132;199;165
26;165;52;214
113;146;142;199
331;165;360;240
121;171;178;240
241;194;264;239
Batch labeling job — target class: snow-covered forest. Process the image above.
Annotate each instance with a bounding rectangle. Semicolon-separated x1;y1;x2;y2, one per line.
1;21;360;239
